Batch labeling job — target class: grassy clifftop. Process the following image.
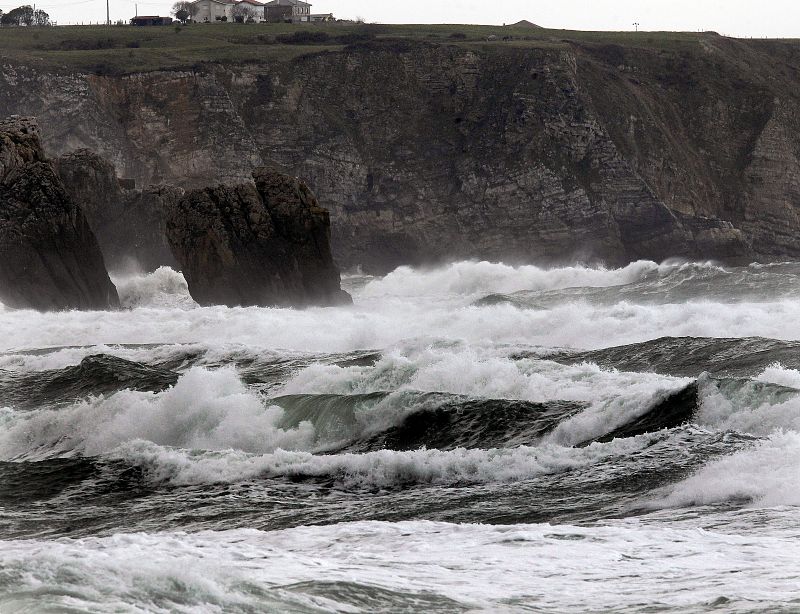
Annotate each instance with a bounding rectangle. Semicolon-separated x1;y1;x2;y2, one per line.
0;21;744;74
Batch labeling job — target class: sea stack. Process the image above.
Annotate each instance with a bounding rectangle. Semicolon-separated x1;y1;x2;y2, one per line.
0;116;119;311
55;149;181;273
165;167;352;308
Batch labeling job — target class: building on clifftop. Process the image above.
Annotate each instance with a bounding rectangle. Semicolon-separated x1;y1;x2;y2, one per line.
192;0;267;23
264;0;312;23
191;0;231;22
130;15;173;25
309;12;333;22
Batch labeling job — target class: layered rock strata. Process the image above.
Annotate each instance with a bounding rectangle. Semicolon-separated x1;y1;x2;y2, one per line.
4;38;799;271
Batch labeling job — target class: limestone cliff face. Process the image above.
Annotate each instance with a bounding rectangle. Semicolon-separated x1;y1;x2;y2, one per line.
0;117;119;311
4;37;800;271
166;168;351;308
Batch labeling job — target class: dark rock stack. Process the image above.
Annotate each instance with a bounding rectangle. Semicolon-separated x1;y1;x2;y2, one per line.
166;167;352;308
55;149;180;272
0;117;119;311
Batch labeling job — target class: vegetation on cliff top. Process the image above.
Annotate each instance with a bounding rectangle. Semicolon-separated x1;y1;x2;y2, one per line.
0;21;746;75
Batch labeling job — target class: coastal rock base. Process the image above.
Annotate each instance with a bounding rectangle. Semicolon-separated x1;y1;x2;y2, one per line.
0;117;118;311
166;167;351;308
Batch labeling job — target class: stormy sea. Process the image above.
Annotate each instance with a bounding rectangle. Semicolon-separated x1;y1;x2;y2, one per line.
1;259;799;612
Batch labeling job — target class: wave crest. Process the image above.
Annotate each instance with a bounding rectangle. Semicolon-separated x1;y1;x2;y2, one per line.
655;431;800;508
112;267;197;310
360;260;661;299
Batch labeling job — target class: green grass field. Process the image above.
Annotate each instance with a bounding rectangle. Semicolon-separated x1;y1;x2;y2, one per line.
0;21;744;74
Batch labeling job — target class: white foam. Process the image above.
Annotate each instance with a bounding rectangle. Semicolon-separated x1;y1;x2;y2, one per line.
3;319;799;470
756;364;800;389
112;267;197;310
3;341;767;462
0;368;317;460
1;519;799;613
0;342;299;375
4;262;800;356
112;436;645;487
0;343;200;373
360;259;661;300
654;431;800;508
696;376;800;436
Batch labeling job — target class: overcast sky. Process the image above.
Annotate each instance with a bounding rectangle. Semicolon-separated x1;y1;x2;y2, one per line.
0;0;795;38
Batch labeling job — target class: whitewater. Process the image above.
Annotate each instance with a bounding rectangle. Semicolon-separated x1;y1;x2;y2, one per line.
1;259;799;612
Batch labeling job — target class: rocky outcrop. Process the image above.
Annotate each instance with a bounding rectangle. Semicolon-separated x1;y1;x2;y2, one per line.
4;37;800;271
54;149;180;272
0;116;119;311
166;168;351;307
52;145;349;308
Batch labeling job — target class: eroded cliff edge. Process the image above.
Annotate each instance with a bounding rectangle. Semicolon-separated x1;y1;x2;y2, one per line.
4;35;800;271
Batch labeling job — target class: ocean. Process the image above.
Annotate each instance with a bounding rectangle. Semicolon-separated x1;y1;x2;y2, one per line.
0;259;798;612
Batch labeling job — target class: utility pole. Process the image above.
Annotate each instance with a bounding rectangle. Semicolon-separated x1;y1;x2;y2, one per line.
633;22;639;32
106;0;110;25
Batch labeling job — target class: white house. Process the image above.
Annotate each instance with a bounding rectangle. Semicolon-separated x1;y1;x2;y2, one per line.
237;0;266;19
264;0;312;23
192;0;232;22
191;0;267;22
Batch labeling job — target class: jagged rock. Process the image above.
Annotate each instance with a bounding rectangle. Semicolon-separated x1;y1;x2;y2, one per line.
55;149;180;272
166;168;351;307
0;117;119;311
53;146;346;309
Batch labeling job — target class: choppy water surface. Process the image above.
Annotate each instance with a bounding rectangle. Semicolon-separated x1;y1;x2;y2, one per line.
1;260;799;612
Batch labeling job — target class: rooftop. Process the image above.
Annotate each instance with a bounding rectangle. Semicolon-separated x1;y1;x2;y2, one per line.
264;0;311;6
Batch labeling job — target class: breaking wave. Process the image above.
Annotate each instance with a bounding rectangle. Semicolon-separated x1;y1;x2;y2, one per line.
655;430;800;508
112;267;197;310
5;261;800;355
0;343;797;502
360;259;664;299
114;437;649;488
3;259;800;612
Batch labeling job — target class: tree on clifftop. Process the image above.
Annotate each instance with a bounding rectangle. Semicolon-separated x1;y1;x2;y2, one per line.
1;5;33;26
33;9;50;26
171;1;198;24
16;5;32;25
0;5;49;25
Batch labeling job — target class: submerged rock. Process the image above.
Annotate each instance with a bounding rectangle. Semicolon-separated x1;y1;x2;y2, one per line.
0;117;118;311
166;168;351;308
